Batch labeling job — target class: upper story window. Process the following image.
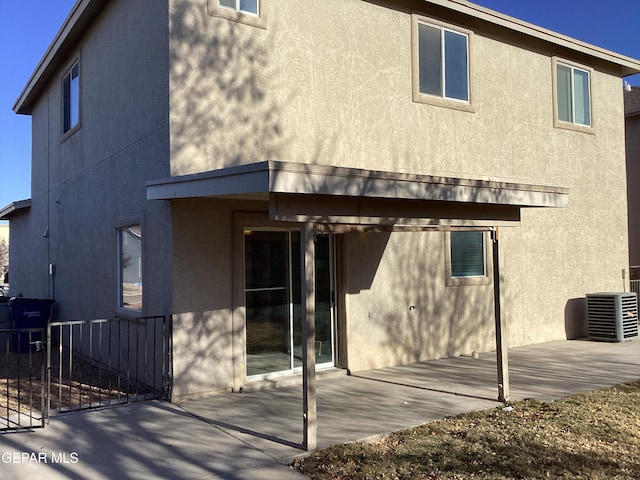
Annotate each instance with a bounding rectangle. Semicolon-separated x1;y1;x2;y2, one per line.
62;61;80;135
553;58;593;132
208;0;267;28
219;0;258;15
412;16;473;112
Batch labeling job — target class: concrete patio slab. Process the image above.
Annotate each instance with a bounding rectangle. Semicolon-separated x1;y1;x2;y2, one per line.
1;339;639;479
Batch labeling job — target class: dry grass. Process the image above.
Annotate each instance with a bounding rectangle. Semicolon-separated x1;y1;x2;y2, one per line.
293;381;640;479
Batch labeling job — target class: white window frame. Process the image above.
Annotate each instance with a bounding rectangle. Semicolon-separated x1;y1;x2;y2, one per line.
445;231;491;287
552;57;594;134
118;225;143;313
220;0;258;15
62;59;80;137
207;0;267;29
412;15;474;113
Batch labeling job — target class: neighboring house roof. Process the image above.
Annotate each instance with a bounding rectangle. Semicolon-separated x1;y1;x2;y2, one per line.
625;86;640;117
0;199;32;220
13;0;640;115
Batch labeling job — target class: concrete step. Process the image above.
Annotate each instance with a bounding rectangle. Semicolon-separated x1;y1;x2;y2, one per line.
239;368;347;393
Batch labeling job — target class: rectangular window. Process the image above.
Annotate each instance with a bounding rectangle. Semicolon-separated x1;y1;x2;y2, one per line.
556;62;591;127
208;0;266;28
418;22;469;102
219;0;258;15
63;62;79;134
119;226;142;311
450;231;485;278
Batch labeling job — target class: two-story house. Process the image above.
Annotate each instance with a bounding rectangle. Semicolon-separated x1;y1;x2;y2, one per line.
2;0;640;402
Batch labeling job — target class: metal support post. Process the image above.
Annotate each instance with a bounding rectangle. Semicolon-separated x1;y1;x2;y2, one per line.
492;228;510;402
301;223;317;450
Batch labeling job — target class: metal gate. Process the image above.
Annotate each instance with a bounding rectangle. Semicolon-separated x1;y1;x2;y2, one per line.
1;316;172;431
47;316;172;416
1;327;47;431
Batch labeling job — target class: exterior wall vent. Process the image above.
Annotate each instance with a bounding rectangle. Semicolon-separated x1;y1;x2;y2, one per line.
586;293;639;342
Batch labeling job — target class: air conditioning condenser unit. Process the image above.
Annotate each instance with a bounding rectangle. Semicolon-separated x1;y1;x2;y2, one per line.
586;292;639;342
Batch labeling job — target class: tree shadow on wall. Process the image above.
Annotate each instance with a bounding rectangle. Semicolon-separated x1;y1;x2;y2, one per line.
169;1;289;175
361;231;501;365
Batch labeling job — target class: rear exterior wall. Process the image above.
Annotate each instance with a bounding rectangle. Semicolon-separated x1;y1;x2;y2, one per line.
167;0;629;395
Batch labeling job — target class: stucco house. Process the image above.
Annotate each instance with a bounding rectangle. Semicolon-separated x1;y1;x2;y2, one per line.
625;85;640;268
3;0;640;410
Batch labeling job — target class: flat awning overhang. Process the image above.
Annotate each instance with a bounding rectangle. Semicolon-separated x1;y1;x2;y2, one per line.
146;161;569;229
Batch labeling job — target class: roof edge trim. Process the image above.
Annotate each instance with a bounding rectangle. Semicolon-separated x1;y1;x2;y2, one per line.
430;0;640;76
0;200;32;220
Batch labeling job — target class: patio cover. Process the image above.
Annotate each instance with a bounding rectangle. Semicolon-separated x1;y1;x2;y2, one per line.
147;161;568;229
147;161;569;450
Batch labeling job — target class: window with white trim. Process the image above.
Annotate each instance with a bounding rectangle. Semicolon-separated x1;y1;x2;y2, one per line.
554;59;592;128
208;0;266;28
445;231;490;286
119;226;142;311
417;21;469;102
219;0;258;15
62;61;80;134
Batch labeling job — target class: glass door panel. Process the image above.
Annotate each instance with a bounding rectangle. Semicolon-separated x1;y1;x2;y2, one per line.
245;231;292;377
314;234;333;365
245;229;335;379
292;234;333;369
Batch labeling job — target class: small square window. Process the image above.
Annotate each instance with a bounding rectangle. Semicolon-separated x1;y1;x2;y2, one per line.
450;231;485;278
119;226;142;311
62;61;80;134
445;231;490;286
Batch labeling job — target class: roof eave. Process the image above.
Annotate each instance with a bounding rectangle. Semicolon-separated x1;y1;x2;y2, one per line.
429;0;640;77
13;0;108;115
13;0;640;116
0;200;32;220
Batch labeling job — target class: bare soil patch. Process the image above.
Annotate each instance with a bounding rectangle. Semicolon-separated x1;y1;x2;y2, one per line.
1;348;148;419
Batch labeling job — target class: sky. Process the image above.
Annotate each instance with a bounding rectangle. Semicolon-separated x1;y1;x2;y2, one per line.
1;0;639;217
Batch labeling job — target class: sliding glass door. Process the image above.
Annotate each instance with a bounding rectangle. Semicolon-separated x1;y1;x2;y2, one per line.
244;229;334;379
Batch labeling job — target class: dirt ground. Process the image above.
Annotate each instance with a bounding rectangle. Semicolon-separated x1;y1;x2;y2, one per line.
1;347;150;422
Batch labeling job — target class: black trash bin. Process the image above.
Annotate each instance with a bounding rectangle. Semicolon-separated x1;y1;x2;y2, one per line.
9;298;54;353
0;297;11;352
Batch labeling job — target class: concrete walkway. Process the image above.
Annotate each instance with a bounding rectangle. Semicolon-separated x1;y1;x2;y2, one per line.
1;339;639;479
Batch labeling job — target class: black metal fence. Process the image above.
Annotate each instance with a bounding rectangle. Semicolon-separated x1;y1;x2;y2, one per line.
1;327;47;431
1;316;172;431
47;316;172;415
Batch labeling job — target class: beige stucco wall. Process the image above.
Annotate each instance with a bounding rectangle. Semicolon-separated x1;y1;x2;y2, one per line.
627;114;640;266
167;0;630;395
12;0;173;318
